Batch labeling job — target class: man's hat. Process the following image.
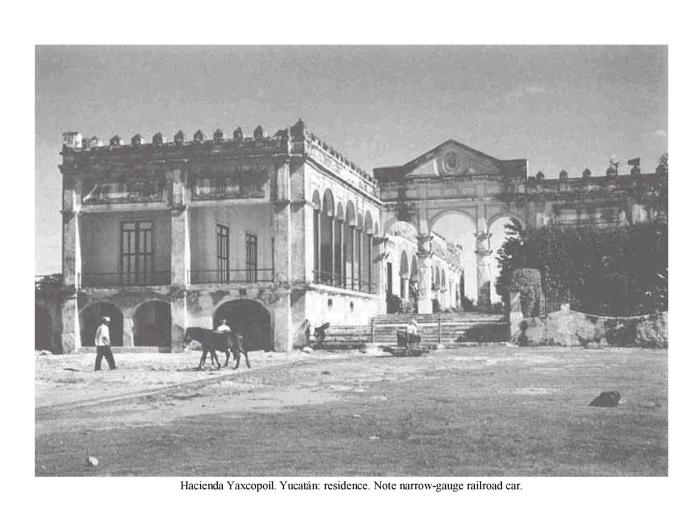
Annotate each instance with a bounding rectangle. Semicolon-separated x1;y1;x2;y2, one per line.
102;316;111;323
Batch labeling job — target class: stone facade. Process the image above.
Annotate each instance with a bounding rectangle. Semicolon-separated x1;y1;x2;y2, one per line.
374;140;667;310
49;125;666;353
56;121;386;353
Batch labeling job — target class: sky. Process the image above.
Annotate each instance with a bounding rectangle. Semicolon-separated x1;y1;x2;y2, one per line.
35;45;667;275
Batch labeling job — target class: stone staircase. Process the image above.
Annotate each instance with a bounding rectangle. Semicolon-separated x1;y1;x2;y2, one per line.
319;312;509;350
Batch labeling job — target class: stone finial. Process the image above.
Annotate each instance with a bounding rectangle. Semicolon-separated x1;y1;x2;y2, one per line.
233;127;243;142
290;118;305;138
253;125;264;140
582;168;592;178
152;132;165;145
213;129;225;143
193;130;205;143
63;132;82;149
174;130;185;145
559;170;568;180
606;159;619;177
131;134;145;146
536;171;545;181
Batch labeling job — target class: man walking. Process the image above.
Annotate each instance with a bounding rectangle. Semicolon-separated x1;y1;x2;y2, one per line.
94;316;116;370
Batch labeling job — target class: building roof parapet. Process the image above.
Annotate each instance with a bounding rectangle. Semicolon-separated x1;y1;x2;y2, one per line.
60;126;291;171
289;119;377;187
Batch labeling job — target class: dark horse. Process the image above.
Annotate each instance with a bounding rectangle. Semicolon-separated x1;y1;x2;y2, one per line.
183;327;251;370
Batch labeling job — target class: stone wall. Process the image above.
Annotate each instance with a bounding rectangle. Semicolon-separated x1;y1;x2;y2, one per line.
509;305;668;349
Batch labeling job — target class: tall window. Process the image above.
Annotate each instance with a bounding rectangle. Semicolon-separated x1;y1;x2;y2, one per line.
245;233;258;282
216;224;230;282
120;221;153;285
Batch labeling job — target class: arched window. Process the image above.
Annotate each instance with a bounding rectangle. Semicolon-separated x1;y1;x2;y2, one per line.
312;190;321;279
320;190;335;284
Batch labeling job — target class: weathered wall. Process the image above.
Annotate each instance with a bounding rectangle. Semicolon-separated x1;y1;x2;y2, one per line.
304;287;381;329
188;204;273;274
510;306;668;349
81;211;171;275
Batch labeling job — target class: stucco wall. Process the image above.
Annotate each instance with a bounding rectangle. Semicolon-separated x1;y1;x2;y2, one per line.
304;287;381;329
81;211;171;275
189;204;273;274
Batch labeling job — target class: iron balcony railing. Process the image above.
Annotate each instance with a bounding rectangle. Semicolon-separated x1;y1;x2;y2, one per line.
80;271;172;288
312;270;375;294
189;268;274;284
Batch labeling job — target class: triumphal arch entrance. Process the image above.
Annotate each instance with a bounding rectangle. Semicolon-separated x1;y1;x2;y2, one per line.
374;140;666;313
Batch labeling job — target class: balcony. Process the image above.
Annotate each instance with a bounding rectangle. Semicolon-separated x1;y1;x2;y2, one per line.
80;271;171;288
313;271;375;294
189;268;274;285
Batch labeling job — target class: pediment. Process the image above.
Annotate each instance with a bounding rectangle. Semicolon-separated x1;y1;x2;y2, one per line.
403;141;503;177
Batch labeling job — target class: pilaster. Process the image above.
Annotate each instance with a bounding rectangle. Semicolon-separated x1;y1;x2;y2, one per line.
272;291;292;352
273;159;292;284
60;296;80;353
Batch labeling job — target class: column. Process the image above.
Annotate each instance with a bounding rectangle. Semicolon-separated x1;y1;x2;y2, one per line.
272;292;292;352
416;251;433;314
337;219;344;287
306;204;318;283
169;168;190;349
401;276;409;301
273;160;292;284
330;216;336;285
349;225;355;289
356;227;362;291
60;298;80;353
61;175;82;288
61;175;82;352
170;298;187;352
367;232;373;292
313;208;321;282
475;214;492;310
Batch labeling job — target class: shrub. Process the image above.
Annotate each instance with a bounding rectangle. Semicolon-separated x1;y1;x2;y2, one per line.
496;221;667;316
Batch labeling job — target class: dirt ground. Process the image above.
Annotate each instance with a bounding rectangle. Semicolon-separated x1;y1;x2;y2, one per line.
35;346;667;476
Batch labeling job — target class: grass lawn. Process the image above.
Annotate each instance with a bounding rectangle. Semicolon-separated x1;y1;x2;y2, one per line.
35;346;667;476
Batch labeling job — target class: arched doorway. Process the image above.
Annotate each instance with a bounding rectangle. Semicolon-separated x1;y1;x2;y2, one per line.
80;302;124;347
35;304;52;351
133;300;172;349
431;212;477;307
213;299;272;351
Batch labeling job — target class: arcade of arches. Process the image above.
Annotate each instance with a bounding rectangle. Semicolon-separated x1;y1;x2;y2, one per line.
312;189;376;293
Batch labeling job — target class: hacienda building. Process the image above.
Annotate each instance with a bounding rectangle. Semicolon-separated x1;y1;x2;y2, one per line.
35;119;667;353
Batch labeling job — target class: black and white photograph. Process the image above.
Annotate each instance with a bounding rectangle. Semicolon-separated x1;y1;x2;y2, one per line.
34;44;668;477
14;3;698;517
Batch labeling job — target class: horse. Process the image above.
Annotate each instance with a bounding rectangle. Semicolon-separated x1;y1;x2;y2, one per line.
183;327;251;370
